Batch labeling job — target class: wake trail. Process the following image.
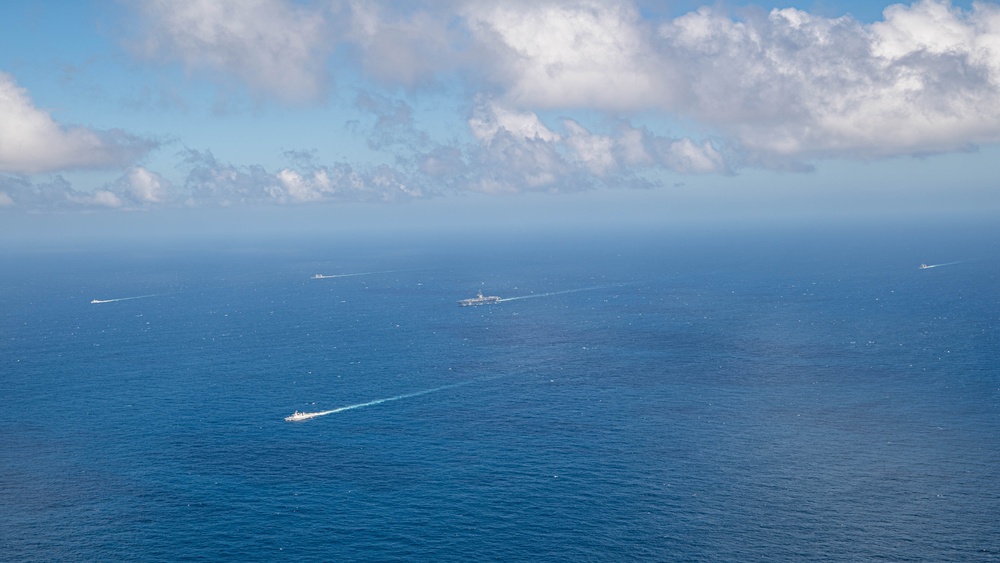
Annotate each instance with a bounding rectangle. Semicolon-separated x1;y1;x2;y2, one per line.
311;269;412;280
90;293;168;304
497;284;626;302
920;261;964;269
285;378;491;422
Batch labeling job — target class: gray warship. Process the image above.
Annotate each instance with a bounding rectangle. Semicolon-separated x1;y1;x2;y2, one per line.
458;291;502;306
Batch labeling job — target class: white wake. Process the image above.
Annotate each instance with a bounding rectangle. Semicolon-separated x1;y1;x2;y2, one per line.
90;294;166;304
498;284;620;302
920;261;963;269
285;379;481;422
311;270;406;279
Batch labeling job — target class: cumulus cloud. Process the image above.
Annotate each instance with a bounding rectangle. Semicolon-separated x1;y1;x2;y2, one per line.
463;0;673;110
346;1;471;88
468;130;571;193
0;149;429;211
563;120;616;175
125;167;169;203
132;0;332;103
274;165;424;203
659;138;727;175
100;167;172;206
454;99;727;192
658;2;1000;164
0;0;960;213
179;149;424;206
468;98;561;143
0;174;124;210
0;72;156;174
124;0;1000;171
364;0;1000;167
67;190;124;209
276;168;327;203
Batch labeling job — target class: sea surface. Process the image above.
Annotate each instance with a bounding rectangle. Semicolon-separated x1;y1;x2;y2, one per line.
2;222;998;561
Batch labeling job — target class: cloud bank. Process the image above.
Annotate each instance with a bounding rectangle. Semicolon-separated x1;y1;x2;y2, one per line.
660;2;1000;166
4;0;1000;210
0;152;426;210
125;0;1000;166
132;0;332;103
0;72;156;174
462;0;1000;166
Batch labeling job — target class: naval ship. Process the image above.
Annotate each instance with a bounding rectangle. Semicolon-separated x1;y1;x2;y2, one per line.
285;410;322;422
458;291;502;306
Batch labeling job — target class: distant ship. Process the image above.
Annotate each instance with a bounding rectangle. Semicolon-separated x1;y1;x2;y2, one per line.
312;274;329;279
458;291;502;306
285;410;321;422
919;263;930;269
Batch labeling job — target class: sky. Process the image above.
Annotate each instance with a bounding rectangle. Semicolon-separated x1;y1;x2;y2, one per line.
1;0;999;240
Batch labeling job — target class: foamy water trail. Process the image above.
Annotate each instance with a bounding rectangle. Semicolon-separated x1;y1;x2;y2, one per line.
311;269;408;280
286;379;483;422
920;261;963;269
498;284;620;302
90;294;166;304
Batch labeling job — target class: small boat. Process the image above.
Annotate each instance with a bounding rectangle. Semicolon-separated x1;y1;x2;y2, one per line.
458;291;502;306
285;410;321;422
919;263;930;269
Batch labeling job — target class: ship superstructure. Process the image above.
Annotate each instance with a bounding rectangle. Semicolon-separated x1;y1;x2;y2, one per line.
458;291;502;306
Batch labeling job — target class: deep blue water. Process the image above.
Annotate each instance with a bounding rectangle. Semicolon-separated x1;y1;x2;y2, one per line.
2;223;998;561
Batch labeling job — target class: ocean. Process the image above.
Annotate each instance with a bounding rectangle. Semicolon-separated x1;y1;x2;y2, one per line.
2;221;998;561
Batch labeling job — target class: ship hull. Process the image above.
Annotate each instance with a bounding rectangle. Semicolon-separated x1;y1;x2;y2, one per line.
458;292;502;306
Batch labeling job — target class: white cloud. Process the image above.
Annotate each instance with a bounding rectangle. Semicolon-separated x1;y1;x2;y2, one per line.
659;1;1000;163
134;0;331;103
176;150;423;206
276;168;332;202
465;100;570;192
460;0;1000;166
2;167;174;211
616;126;653;166
0;72;154;174
463;99;723;190
464;0;671;110
0;151;424;210
274;164;421;202
346;2;466;88
563;120;615;175
469;98;561;143
872;0;978;59
0;173;139;210
660;138;726;174
124;167;169;204
68;189;123;208
342;0;1000;168
469;131;567;192
123;0;1000;170
93;190;124;208
4;0;989;215
180;151;281;206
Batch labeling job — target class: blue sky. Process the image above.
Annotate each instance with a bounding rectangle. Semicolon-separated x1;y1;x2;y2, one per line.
0;0;997;237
